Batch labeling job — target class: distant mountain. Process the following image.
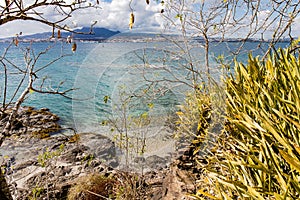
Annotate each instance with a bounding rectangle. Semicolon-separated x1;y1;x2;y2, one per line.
17;27;120;41
69;27;121;40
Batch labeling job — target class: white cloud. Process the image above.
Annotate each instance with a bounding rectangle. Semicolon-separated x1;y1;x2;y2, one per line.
0;0;165;38
0;20;50;38
91;0;164;31
291;16;300;38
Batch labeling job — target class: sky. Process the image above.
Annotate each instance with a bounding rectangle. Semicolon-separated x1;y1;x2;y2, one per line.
0;0;165;38
1;0;300;39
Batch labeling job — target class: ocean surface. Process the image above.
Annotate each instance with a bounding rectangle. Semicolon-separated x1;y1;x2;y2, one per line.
0;39;289;135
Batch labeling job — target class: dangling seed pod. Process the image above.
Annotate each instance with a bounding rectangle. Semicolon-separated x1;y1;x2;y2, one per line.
14;37;19;46
129;12;135;29
5;0;10;12
72;42;77;52
57;29;61;39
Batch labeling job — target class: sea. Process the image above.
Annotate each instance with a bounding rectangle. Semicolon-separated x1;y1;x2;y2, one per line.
0;36;292;168
0;37;290;135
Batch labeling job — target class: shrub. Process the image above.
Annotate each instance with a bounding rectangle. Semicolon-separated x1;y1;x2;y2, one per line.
195;45;300;199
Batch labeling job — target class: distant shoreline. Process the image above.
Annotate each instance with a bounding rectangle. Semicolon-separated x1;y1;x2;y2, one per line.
0;36;292;44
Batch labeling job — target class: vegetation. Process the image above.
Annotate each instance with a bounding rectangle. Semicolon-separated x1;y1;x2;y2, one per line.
174;87;213;157
102;86;152;169
67;172;145;200
187;43;300;199
93;41;300;199
67;173;117;200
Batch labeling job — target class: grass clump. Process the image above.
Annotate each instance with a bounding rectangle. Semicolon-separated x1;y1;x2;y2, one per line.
67;172;145;200
67;173;117;200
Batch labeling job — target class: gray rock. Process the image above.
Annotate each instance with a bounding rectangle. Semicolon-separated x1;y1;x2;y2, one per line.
80;133;117;161
146;155;167;169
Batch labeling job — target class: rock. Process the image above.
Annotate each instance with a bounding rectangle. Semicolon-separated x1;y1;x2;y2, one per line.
40;108;49;112
134;156;146;164
0;106;61;139
80;133;116;158
12;160;38;172
60;145;89;163
146;155;167;170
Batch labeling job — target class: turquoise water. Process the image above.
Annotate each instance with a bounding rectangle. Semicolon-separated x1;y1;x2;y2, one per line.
0;40;289;133
0;41;96;129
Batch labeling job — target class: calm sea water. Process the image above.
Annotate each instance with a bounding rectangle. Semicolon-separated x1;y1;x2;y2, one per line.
0;39;289;134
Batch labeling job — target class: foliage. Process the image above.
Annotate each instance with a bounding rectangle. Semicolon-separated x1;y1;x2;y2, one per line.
38;144;65;168
28;186;44;200
37;144;65;200
192;44;300;199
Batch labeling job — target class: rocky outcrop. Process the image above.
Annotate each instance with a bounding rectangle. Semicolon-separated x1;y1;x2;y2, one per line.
0;107;201;199
0;106;60;138
1;132;118;199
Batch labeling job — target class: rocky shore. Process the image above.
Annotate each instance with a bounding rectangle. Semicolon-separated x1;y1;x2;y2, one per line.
0;107;200;199
0;106;60;139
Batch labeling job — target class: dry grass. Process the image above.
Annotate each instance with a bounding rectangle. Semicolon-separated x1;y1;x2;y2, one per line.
67;173;116;200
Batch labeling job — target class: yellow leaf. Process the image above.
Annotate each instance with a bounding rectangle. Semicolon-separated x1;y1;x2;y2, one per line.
29;89;34;94
147;103;154;109
103;95;110;103
141;112;148;118
72;42;77;52
247;186;265;200
57;29;61;39
294;144;300;156
279;149;300;173
176;111;183;116
14;38;19;46
129;12;134;29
